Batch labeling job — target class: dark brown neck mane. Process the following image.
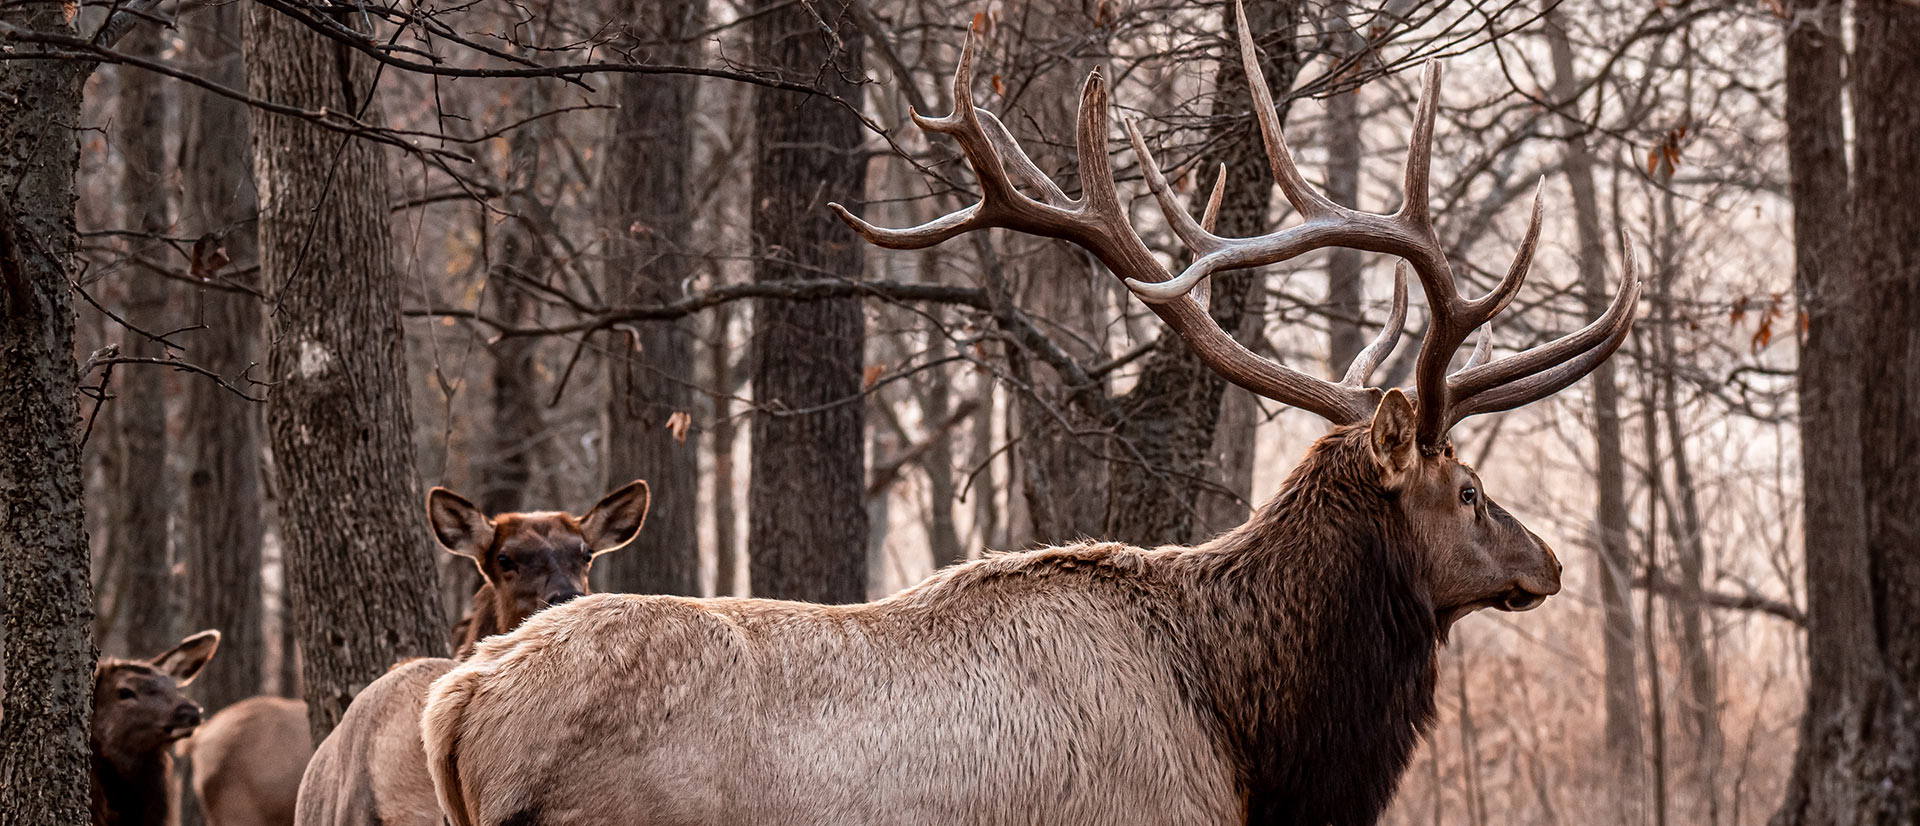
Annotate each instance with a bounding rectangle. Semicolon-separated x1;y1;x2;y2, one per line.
452;582;509;660
1170;425;1441;826
89;662;176;826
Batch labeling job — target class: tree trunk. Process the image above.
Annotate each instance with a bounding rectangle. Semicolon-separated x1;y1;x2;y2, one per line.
746;0;868;603
1324;8;1366;370
710;302;739;595
0;3;94;821
1546;10;1644;787
480;79;549;519
110;19;176;658
180;0;266;714
600;0;703;597
1001;3;1110;547
245;3;450;741
1102;0;1301;546
1775;2;1920;822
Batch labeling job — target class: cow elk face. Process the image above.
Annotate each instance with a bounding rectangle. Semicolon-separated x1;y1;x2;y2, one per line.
429;481;651;628
92;630;220;769
1368;390;1561;628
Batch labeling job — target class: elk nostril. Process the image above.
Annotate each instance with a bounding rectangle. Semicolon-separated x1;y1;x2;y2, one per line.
549;591;586;606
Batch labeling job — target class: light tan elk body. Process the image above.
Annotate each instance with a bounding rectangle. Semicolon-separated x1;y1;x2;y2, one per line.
184;482;648;826
91;630;221;826
423;10;1638;826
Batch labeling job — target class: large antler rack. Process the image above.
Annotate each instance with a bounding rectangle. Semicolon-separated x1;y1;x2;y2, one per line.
832;1;1641;449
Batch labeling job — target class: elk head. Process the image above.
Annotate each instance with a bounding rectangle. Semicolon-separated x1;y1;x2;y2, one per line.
428;481;651;629
831;1;1635;625
91;630;220;771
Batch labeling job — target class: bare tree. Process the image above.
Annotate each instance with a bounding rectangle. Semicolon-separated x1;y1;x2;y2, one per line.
1775;1;1920;822
746;0;870;603
1103;0;1304;546
180;0;267;714
108;18;176;657
245;2;450;740
0;0;151;818
1546;8;1644;786
600;0;703;597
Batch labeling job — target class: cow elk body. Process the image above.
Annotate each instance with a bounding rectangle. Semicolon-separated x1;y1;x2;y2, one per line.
91;630;221;826
290;481;650;826
422;10;1638;826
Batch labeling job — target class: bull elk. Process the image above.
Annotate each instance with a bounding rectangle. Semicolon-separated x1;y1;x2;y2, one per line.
91;630;221;826
422;9;1638;825
290;480;651;826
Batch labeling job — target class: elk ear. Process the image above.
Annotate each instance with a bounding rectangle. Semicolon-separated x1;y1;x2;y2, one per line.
151;630;220;686
428;488;494;560
1370;389;1419;487
580;480;650;556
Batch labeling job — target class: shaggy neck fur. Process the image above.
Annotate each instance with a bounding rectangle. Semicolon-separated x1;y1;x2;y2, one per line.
1168;425;1441;826
89;664;175;826
452;582;510;659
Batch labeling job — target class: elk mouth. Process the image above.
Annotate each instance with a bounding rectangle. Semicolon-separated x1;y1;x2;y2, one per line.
1495;589;1548;612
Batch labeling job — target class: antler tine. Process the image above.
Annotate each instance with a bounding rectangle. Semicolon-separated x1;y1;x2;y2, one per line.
1445;237;1642;424
1341;261;1410;387
1456;323;1492;374
1395;63;1443;240
1235;0;1337;222
1125;119;1219;254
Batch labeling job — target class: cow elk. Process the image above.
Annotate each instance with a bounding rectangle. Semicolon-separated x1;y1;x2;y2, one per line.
290;480;651;826
91;630;220;826
422;8;1638;825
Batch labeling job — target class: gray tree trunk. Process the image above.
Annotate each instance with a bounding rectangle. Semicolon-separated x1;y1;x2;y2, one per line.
244;2;450;741
710;303;739;595
1546;10;1644;786
180;0;266;714
110;18;176;658
600;0;703;597
1774;2;1920;822
480;78;549;518
746;0;869;603
1103;0;1301;546
0;3;95;822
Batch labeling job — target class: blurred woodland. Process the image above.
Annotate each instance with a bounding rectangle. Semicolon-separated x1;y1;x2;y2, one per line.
0;0;1916;825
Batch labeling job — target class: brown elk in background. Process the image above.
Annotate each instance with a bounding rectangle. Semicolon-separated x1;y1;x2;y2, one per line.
91;630;220;826
185;481;648;826
420;7;1638;825
289;480;650;826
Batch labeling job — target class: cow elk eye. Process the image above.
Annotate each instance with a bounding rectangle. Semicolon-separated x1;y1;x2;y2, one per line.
1460;486;1478;506
117;688;136;700
495;554;515;571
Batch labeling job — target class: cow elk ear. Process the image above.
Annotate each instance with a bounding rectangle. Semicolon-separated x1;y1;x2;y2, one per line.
581;480;650;556
1370;389;1419;488
151;630;220;686
428;488;495;560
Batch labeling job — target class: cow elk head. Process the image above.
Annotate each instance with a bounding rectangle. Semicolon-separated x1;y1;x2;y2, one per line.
429;480;651;627
831;2;1636;624
92;630;221;770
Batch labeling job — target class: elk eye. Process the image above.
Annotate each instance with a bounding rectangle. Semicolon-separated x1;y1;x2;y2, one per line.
1460;486;1478;506
117;688;136;700
494;554;515;571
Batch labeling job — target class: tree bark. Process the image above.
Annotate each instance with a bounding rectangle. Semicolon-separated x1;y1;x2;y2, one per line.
245;3;450;741
1546;10;1644;786
710;303;739;595
1775;2;1920;822
601;0;703;597
180;0;266;714
0;2;94;822
746;0;868;603
1102;0;1301;546
109;19;176;658
480;78;549;519
1000;2;1110;547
